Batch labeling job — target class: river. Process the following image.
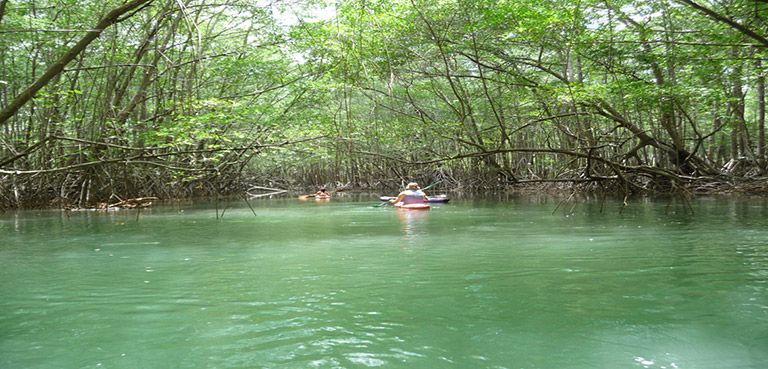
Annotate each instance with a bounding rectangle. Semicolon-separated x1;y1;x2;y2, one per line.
1;195;767;368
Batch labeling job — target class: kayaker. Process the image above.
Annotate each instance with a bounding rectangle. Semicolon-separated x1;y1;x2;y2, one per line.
315;187;331;197
389;182;428;205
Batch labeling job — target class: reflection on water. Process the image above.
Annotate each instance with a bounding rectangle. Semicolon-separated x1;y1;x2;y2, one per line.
396;208;430;241
1;197;768;369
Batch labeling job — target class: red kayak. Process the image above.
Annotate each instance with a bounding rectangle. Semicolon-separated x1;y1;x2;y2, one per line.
394;202;430;210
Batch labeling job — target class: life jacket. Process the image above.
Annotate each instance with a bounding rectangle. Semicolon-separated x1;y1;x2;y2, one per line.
401;189;426;204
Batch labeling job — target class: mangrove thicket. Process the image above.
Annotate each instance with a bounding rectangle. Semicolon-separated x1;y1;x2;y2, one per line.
1;0;767;208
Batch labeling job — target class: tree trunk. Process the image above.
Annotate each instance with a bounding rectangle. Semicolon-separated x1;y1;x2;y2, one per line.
0;0;8;25
730;47;752;159
758;59;766;162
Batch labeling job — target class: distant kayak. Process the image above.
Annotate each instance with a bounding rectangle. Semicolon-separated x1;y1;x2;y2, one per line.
380;194;449;203
298;194;331;200
394;202;430;210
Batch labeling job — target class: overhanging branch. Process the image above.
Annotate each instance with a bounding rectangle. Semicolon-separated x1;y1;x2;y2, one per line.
0;0;155;126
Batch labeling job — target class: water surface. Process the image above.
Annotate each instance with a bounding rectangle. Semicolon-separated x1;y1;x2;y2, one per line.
1;196;767;368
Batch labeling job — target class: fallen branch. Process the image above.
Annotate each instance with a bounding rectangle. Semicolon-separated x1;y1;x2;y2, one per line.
247;190;287;198
248;185;285;192
108;196;158;209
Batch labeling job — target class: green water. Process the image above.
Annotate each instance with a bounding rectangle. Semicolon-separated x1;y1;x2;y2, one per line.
1;196;767;369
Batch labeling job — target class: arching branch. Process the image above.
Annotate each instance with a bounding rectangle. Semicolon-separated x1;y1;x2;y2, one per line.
0;0;155;126
675;0;768;48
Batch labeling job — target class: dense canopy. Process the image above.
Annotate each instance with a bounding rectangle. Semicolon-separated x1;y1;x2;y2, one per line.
1;0;766;208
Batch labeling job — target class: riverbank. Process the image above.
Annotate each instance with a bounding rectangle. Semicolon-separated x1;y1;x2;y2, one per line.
3;176;768;212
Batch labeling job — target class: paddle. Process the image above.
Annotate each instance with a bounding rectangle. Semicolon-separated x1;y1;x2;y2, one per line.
373;199;393;207
421;181;441;191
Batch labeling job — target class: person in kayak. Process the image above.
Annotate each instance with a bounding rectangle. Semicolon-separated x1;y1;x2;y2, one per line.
389;182;428;205
315;187;331;197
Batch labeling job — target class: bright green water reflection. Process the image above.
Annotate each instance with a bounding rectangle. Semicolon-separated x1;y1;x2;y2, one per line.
1;197;767;369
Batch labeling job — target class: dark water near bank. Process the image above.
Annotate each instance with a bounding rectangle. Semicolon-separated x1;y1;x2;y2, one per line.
1;196;767;369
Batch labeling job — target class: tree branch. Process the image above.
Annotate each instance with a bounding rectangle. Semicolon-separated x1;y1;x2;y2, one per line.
0;0;155;126
675;0;768;48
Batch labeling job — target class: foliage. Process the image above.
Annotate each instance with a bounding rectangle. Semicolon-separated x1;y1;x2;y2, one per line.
1;0;768;207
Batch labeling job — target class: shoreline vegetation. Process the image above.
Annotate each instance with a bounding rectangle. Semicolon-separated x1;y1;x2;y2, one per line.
4;174;768;212
2;1;768;210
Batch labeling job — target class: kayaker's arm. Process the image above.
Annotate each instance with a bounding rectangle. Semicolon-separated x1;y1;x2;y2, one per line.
389;193;405;204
